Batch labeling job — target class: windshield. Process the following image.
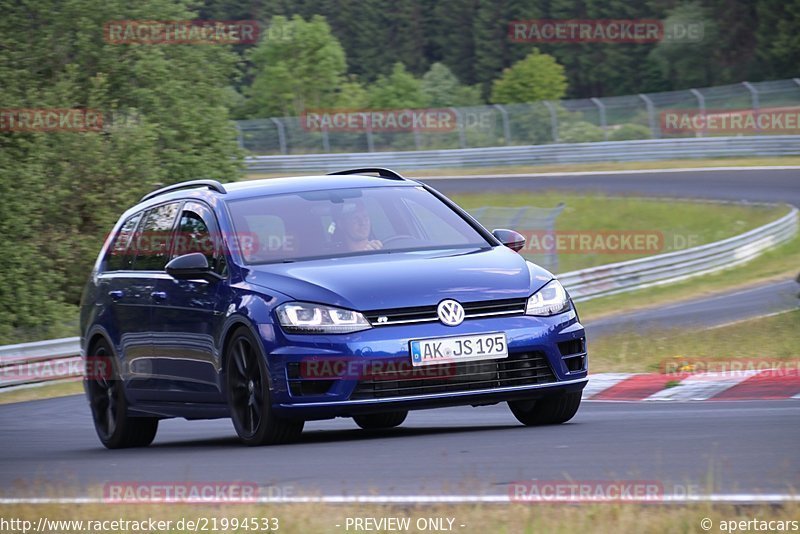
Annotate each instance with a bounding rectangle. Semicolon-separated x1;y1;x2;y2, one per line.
227;186;490;264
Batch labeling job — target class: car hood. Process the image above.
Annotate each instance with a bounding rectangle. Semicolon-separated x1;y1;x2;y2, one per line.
244;246;554;311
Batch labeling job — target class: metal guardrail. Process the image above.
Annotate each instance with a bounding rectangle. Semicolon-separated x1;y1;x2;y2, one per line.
1;206;796;390
562;206;799;301
245;136;800;173
0;337;81;389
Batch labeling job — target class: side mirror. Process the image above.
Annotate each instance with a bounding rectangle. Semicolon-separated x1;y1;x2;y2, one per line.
165;253;222;282
492;229;526;252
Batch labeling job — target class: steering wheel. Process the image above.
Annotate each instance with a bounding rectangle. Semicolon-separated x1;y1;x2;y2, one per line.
380;234;417;246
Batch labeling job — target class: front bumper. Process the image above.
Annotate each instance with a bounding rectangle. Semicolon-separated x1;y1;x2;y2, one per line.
259;309;587;419
275;377;588;418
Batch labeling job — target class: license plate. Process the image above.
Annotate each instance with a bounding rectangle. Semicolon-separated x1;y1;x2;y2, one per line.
409;333;508;367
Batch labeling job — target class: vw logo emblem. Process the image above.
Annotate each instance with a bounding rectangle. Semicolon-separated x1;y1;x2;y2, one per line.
437;299;465;326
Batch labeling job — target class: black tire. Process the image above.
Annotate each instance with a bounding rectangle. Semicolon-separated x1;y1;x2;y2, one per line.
508;391;582;426
85;339;158;449
353;411;408;430
225;328;304;445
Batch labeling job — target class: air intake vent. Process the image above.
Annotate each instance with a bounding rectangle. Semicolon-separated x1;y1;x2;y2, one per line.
350;351;556;400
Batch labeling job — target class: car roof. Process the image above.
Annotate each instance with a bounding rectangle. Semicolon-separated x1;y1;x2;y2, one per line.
222;174;421;200
131;173;423;214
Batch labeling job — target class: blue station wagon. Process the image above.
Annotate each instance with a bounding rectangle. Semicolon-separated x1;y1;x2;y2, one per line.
80;168;588;447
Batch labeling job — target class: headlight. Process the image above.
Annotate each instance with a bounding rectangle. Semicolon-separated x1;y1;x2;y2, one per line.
276;302;371;334
525;280;570;316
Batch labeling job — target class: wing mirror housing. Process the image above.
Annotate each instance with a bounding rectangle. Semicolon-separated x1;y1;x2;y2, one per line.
492;229;526;252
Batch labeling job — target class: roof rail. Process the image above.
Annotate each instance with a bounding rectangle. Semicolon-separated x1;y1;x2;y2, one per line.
140;179;228;202
326;168;406;181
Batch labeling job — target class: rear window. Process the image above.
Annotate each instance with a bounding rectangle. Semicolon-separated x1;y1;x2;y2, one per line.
104;212;142;271
130;203;180;271
227;186;489;264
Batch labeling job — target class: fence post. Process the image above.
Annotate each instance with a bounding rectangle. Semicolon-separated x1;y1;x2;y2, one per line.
321;126;331;152
543;101;559;142
548;202;565;273
742;81;760;110
365;121;375;153
742;81;761;134
591;98;608;141
638;94;659;139
269;118;287;154
449;107;467;149
493;104;512;145
412;128;421;151
234;122;244;150
689;88;706;137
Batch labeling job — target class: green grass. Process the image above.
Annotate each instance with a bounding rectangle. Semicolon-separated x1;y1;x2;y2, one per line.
2;501;799;533
449;192;789;273
0;380;83;405
589;309;800;373
579;233;800;322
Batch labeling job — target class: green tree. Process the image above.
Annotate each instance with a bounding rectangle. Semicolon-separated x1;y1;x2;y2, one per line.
428;0;478;85
243;15;347;117
754;0;800;79
647;3;720;88
0;0;242;342
490;50;568;104
421;63;483;107
367;63;426;109
473;0;541;97
335;77;370;109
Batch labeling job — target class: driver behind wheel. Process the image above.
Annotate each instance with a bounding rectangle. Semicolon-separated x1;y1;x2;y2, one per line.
331;200;383;252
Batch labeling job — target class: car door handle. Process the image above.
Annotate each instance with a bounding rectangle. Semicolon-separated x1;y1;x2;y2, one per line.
108;290;124;301
151;291;167;301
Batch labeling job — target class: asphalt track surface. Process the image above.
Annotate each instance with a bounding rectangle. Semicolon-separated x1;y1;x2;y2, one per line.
1;395;798;496
421;167;800;207
584;279;799;337
2;168;798;499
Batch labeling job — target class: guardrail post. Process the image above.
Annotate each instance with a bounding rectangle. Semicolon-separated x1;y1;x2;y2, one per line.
449;107;467;149
689;89;706;137
638;94;659;139
493;104;512;145
543;101;559;142
269;118;287;154
591;98;608;141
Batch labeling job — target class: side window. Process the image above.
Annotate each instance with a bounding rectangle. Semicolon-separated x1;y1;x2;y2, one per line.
130;203;180;271
173;203;225;274
104;212;142;271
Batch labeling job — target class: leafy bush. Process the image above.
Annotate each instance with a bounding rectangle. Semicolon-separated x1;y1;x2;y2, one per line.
608;123;653;141
557;122;606;143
